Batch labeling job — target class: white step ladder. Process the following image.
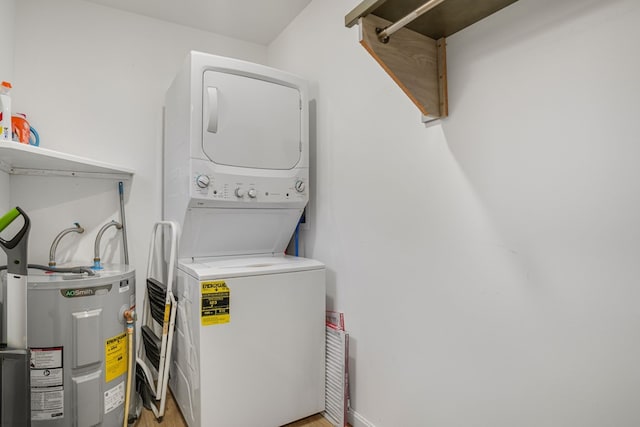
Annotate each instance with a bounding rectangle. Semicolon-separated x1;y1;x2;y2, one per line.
136;221;180;421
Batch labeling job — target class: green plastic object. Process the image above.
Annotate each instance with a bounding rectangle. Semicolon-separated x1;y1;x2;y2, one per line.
0;207;20;232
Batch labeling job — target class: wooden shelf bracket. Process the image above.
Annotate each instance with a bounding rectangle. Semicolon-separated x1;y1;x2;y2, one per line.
359;14;448;121
346;0;519;122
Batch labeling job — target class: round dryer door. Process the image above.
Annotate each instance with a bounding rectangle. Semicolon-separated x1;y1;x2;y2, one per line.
202;70;302;170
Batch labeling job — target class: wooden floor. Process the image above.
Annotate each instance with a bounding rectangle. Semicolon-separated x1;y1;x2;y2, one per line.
134;391;335;427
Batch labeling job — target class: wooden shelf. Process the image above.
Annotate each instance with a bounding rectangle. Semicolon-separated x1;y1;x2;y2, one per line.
346;0;518;38
0;140;134;180
346;0;519;121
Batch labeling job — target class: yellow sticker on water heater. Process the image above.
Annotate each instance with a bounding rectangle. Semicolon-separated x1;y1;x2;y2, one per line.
201;280;230;326
105;332;128;383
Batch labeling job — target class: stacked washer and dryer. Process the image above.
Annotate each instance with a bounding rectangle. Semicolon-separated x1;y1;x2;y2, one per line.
163;52;326;427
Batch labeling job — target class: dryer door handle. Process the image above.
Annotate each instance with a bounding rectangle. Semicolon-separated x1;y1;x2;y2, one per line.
206;87;218;133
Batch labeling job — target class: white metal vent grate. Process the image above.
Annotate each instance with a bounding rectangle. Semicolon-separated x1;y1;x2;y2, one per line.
324;326;348;427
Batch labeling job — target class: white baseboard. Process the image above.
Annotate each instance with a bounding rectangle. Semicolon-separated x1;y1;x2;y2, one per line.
348;409;376;427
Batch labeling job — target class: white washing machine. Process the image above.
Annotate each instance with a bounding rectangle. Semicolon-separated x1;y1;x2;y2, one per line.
163;52;325;426
171;255;325;427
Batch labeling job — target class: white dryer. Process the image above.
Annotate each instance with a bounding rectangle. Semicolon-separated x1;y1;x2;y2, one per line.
164;51;310;259
163;52;325;427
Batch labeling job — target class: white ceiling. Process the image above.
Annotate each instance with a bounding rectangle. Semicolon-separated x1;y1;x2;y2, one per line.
83;0;312;45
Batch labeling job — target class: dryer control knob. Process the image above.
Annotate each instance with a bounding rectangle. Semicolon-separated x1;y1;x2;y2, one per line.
248;188;257;199
196;175;210;189
295;180;306;192
235;187;245;198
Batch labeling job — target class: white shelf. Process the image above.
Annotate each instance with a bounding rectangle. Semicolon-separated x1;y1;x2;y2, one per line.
0;140;134;180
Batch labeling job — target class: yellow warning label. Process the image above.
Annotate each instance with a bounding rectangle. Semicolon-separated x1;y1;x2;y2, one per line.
105;332;128;383
201;280;230;326
162;303;171;335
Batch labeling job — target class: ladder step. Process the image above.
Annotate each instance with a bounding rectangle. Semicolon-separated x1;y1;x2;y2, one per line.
141;326;162;369
135;364;156;408
149;304;166;326
147;278;166;297
147;278;168;324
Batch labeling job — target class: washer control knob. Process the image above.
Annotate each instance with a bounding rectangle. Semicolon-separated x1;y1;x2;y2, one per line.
235;187;245;198
196;175;210;189
248;188;257;199
295;180;306;193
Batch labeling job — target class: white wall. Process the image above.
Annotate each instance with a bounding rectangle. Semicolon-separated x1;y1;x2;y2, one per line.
269;0;640;426
11;0;267;305
0;0;14;226
0;0;14;81
0;0;14;264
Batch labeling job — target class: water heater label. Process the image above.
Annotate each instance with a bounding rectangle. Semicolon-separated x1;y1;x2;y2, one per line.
105;333;128;383
31;387;64;420
31;367;63;388
30;347;64;420
119;279;130;293
60;284;112;298
201;280;230;326
104;381;125;414
30;347;63;369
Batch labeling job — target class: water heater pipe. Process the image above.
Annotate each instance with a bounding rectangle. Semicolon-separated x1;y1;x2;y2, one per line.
123;309;136;427
93;220;122;270
49;222;84;266
118;182;130;265
0;264;95;276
